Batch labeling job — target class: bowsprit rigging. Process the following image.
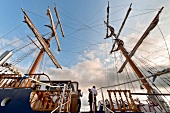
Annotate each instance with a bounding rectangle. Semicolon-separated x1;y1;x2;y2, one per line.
103;2;170;112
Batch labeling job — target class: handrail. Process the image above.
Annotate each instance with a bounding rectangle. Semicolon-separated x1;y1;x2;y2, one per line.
0;73;53;88
100;104;114;113
100;88;106;112
59;84;66;113
98;88;140;112
28;77;63;88
26;73;52;84
50;84;67;113
51;100;71;113
51;106;60;113
99;88;113;113
29;83;71;112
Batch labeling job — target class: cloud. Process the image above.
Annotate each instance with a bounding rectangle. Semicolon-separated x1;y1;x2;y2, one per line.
98;42;109;52
46;57;104;89
85;51;96;60
44;58;106;110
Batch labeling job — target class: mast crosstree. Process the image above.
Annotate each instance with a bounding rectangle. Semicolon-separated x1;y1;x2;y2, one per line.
21;6;63;70
21;6;64;87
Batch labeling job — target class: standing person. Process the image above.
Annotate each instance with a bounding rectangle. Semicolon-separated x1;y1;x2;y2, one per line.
91;86;98;96
77;89;83;112
91;86;97;111
88;88;93;112
105;99;110;112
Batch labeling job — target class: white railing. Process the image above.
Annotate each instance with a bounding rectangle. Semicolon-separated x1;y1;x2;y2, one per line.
30;82;71;113
51;100;71;113
98;87;115;113
59;84;66;113
102;104;114;113
51;84;72;113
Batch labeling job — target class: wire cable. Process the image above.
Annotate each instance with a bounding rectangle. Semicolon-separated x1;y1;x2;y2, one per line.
0;23;23;40
157;25;170;65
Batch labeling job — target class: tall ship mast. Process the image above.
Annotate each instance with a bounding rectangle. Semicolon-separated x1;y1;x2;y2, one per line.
0;5;80;113
0;1;170;113
102;2;170;112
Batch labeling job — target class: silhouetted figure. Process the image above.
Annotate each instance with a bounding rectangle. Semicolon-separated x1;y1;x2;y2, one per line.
77;89;83;112
91;86;97;111
88;88;93;112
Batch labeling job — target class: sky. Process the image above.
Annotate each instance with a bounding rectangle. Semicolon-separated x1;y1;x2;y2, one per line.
1;0;170;111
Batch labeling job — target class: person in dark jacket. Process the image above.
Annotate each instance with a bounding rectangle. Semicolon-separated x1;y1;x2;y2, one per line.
88;88;93;112
77;89;83;112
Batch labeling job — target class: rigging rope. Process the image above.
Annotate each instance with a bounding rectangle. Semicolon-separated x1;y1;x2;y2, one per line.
137;55;164;70
25;9;93;45
26;5;126;40
119;50;137;91
27;49;40;73
124;34;166;50
118;51;127;89
111;45;117;88
49;44;93;75
165;76;170;82
88;6;127;27
110;10;155;23
133;54;170;101
157;25;170;65
104;36;109;87
133;58;153;84
37;52;45;73
12;40;38;53
26;7;105;37
125;60;142;92
109;4;130;8
160;77;170;90
113;50;120;89
0;23;23;40
0;36;26;51
42;53;47;73
25;9;49;20
42;31;52;37
118;49;143;91
132;8;159;11
10;48;38;65
133;57;170;99
152;82;170;102
91;10;157;29
134;55;158;72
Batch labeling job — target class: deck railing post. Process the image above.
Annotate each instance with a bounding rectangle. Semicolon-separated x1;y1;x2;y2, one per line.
101;88;106;112
59;84;66;113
